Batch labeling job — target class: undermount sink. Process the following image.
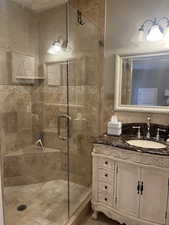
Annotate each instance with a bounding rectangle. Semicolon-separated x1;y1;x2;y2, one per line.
126;139;167;149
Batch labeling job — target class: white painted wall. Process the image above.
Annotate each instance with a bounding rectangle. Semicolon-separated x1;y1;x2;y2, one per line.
105;0;169;55
104;0;169;95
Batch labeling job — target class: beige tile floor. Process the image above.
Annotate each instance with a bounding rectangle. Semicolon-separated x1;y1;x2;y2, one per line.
4;179;88;225
83;213;120;225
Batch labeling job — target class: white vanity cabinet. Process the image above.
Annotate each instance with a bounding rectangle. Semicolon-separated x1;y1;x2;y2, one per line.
139;167;168;225
116;162;140;218
92;155;116;212
92;145;169;225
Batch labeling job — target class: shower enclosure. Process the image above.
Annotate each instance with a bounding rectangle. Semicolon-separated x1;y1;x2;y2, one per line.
0;0;101;225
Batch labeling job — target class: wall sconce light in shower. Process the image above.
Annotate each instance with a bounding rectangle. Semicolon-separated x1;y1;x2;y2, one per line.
139;17;169;42
48;38;67;55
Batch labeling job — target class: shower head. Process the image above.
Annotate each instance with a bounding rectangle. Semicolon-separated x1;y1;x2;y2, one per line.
77;10;85;25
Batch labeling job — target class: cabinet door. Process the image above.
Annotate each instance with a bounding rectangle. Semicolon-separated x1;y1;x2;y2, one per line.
140;167;168;225
116;162;140;217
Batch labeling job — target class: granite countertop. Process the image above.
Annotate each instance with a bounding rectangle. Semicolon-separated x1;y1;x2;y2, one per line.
93;134;169;156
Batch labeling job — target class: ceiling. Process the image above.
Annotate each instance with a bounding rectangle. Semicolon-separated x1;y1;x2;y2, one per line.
10;0;65;12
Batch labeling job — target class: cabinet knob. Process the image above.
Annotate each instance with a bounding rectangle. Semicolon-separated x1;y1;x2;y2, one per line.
105;174;108;177
105;161;108;165
105;186;108;189
105;198;107;201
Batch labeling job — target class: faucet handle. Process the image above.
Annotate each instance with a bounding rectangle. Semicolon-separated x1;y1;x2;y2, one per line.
156;128;166;141
133;126;141;139
147;115;151;120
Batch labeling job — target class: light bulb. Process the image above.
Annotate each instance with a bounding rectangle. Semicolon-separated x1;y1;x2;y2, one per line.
164;26;169;40
146;25;164;42
138;29;145;42
48;41;62;55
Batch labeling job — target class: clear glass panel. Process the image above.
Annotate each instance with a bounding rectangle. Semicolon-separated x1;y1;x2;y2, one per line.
68;2;101;217
0;0;101;224
2;1;69;225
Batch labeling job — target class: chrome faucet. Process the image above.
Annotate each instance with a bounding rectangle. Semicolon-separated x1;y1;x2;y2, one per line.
146;116;151;139
133;126;141;139
35;135;45;151
156;128;166;141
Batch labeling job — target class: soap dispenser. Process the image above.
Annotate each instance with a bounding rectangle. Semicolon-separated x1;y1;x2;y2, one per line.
107;113;122;136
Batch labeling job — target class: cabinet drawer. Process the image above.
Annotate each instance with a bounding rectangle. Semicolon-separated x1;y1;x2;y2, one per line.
98;169;114;183
98;157;114;170
98;192;113;206
98;181;113;194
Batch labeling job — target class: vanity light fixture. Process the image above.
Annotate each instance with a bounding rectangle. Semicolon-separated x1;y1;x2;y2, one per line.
139;17;169;42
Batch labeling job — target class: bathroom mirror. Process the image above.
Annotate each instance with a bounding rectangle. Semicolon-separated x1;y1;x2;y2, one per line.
114;52;169;113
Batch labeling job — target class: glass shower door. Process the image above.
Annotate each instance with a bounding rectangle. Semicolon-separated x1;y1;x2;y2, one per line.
67;2;101;217
0;0;102;224
2;1;70;225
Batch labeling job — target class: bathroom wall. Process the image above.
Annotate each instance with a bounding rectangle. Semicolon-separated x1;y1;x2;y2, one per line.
0;0;43;186
0;0;39;154
102;0;169;132
1;1;68;186
0;0;37;183
70;0;105;32
2;0;105;186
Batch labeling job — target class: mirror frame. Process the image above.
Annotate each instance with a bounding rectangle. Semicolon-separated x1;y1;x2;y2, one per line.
114;53;169;113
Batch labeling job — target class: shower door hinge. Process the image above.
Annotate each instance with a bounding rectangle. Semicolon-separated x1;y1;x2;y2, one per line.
115;196;118;205
165;211;167;220
116;164;118;174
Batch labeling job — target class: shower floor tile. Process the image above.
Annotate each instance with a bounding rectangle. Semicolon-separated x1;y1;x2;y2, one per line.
4;179;88;225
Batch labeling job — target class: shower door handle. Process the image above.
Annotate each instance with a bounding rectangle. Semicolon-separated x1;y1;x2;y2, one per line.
57;114;71;140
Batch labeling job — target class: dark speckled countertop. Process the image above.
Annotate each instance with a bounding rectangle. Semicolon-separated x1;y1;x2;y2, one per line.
93;123;169;156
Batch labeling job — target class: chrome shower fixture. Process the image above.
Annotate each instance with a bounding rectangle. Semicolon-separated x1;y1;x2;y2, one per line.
139;17;169;42
77;10;85;25
35;134;45;151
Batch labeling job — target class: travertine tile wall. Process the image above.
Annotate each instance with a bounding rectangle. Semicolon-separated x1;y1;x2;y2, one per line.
0;0;39;55
0;0;39;154
2;0;105;187
70;0;105;32
0;0;42;186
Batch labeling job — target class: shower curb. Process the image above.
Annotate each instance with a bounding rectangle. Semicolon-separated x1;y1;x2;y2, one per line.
66;190;91;225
